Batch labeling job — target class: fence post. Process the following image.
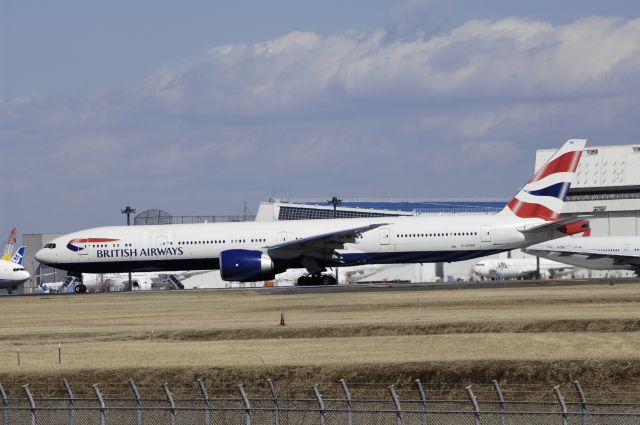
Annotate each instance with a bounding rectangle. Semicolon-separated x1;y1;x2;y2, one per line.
574;381;588;425
0;383;8;425
266;378;280;425
92;384;106;425
197;378;211;425
466;386;480;425
339;379;353;425
23;384;36;425
129;379;142;425
415;379;428;425
313;384;326;425
163;383;177;425
492;379;505;425
388;385;403;425
553;385;568;425
63;378;76;425
238;384;252;425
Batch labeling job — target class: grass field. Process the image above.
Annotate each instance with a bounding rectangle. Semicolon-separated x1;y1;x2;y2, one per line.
1;282;640;399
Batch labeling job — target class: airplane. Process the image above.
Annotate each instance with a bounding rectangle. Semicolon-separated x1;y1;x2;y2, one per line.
0;246;30;293
40;271;205;293
36;139;589;291
524;236;640;276
472;257;576;280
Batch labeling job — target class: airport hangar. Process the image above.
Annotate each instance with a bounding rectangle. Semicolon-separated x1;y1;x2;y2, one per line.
23;143;640;292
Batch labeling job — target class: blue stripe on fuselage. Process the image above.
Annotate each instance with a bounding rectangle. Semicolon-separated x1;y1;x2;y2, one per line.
338;249;503;266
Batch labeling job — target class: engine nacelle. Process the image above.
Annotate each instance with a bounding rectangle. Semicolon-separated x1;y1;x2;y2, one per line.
219;249;275;282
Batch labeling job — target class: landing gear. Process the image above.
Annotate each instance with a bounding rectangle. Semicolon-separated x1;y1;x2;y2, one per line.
73;283;87;293
297;274;337;286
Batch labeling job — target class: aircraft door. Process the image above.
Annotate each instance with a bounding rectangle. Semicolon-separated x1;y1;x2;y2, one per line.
156;235;168;248
480;226;491;243
156;235;168;257
379;228;390;245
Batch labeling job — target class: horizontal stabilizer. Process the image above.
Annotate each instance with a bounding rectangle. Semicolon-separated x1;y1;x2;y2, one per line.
519;216;591;235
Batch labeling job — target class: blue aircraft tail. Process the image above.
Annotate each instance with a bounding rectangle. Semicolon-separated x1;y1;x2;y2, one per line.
11;246;26;266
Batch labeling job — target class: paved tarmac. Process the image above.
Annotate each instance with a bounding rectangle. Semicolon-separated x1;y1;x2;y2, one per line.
258;278;639;295
4;277;638;297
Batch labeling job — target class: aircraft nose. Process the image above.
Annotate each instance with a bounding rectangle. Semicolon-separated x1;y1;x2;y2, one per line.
35;248;51;265
20;271;31;281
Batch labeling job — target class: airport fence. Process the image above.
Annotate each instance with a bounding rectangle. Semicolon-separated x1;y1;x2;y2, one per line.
1;378;640;424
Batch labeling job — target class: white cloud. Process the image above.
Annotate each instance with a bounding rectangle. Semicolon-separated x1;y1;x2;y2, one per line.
2;16;640;231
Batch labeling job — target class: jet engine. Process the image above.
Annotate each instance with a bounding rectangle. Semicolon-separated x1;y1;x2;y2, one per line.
219;249;276;282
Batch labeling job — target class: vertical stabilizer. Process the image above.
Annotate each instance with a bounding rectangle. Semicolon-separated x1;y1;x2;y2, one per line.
502;139;586;221
11;246;26;266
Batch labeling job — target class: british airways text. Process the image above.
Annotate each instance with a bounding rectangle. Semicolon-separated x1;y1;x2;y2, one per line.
96;247;184;258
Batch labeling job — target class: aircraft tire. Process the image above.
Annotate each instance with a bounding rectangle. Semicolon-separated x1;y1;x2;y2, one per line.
74;284;82;293
79;284;87;293
323;275;337;285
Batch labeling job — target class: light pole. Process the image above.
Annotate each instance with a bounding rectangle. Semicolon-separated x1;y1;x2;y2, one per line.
328;196;342;284
121;206;136;291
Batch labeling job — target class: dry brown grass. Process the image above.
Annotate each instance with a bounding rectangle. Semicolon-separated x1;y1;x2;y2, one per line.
1;282;640;398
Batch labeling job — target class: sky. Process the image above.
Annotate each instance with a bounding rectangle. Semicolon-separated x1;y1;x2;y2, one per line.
1;0;640;236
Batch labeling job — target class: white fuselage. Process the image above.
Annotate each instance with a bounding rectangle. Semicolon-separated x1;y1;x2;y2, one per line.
35;213;563;280
0;259;30;291
472;257;575;279
525;236;640;272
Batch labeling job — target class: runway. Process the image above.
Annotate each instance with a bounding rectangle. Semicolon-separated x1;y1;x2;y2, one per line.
258;277;640;295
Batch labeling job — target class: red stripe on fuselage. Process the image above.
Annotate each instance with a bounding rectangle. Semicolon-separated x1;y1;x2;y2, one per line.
530;150;582;183
69;238;120;244
508;198;559;221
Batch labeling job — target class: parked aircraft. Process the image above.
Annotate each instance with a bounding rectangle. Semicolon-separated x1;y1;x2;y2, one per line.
40;271;203;293
472;257;576;280
36;139;588;290
0;246;30;293
525;236;640;276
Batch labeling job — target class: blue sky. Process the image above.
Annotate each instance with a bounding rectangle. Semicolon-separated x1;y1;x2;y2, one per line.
1;0;640;235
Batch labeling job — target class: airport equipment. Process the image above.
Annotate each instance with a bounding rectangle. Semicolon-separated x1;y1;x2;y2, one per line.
0;378;638;424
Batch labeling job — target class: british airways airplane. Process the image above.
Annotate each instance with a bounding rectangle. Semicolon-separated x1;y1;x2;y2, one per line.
36;139;588;291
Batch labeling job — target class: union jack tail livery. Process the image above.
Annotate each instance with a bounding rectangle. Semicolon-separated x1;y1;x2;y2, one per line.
502;139;586;222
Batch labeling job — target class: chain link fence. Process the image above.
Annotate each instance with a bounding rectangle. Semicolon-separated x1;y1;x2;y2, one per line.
1;378;639;424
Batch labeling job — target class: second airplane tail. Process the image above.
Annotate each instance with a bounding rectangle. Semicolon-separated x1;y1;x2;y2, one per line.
11;246;26;266
501;139;586;222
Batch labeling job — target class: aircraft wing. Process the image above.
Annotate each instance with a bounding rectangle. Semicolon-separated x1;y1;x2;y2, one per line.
519;216;591;235
267;223;387;262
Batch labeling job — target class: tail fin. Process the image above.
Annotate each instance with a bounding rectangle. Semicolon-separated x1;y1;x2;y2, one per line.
502;139;586;221
11;246;26;266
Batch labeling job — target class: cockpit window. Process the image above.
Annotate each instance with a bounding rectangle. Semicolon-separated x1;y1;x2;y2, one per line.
44;243;56;249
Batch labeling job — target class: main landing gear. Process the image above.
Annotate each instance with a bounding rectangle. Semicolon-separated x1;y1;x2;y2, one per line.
297;274;337;286
73;282;87;293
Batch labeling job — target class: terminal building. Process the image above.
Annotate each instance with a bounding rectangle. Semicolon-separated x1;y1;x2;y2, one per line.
22;143;640;291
